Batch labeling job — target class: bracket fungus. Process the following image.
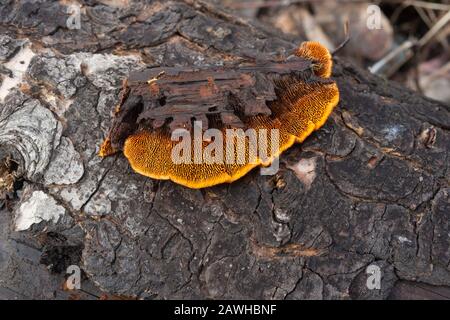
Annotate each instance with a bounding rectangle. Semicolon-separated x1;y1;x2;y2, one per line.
100;41;339;188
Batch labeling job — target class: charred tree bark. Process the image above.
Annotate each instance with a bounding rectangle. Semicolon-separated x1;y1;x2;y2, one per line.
0;0;449;299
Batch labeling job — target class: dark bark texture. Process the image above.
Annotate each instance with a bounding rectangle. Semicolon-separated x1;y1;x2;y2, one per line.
0;0;449;299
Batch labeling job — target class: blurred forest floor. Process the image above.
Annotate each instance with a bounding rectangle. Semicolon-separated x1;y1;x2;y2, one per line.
220;0;450;105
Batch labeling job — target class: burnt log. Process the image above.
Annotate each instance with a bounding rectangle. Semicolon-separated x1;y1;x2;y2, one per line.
0;0;449;300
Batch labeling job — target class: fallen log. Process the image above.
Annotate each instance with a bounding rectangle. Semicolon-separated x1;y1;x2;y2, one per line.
0;0;449;299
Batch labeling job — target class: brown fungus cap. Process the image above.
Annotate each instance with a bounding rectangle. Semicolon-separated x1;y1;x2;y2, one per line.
100;41;339;189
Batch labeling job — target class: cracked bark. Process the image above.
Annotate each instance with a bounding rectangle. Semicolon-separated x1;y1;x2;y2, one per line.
0;0;449;300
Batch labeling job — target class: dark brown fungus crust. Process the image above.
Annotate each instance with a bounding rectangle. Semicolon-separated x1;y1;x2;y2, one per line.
100;41;339;188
